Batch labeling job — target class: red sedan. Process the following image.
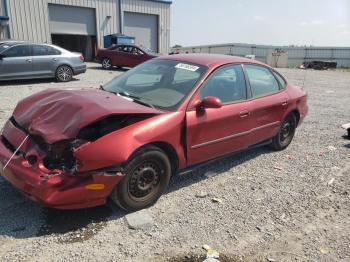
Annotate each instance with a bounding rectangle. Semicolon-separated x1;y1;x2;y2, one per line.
96;44;157;70
0;54;308;211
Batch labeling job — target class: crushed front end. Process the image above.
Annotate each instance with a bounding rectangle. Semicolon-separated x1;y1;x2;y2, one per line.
0;117;123;209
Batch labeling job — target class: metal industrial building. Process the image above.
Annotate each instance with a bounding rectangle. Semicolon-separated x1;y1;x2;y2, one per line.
174;43;350;68
0;0;171;60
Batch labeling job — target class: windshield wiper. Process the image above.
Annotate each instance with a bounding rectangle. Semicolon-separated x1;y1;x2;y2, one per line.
117;91;155;109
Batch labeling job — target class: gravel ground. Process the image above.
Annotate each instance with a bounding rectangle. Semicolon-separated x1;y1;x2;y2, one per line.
0;64;349;262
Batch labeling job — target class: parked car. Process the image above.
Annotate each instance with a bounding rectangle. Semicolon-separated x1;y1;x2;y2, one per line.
0;54;308;211
96;44;157;70
0;41;86;82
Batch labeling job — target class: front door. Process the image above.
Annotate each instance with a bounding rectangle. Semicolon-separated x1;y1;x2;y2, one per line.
0;44;33;80
186;64;252;165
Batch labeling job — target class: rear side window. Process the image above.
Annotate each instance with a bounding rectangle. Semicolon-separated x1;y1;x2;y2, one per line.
32;45;61;56
200;64;247;103
245;64;280;98
2;45;32;57
272;70;287;89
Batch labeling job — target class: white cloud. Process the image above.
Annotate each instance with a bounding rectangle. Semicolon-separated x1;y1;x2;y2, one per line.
336;24;348;29
311;20;324;25
253;15;265;21
299;19;325;27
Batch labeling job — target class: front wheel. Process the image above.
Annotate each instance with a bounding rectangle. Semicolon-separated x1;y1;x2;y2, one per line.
271;114;297;150
110;146;171;211
56;65;73;82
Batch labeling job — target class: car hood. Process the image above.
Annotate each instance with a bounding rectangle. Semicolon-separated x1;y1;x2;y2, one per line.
12;89;162;144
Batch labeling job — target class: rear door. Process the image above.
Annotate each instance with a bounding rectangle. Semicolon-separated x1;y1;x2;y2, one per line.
243;64;289;145
186;64;253;165
31;45;62;77
0;44;33;80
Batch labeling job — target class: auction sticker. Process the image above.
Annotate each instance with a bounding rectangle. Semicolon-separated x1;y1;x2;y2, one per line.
175;63;199;71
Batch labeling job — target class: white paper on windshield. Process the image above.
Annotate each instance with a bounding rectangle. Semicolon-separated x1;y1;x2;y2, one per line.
175;63;199;72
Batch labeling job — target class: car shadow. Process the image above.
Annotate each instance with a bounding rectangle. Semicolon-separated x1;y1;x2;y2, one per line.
0;146;272;240
87;66;129;72
167;146;273;194
0;78;79;87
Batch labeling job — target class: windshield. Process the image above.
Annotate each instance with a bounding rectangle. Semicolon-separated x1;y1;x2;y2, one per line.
103;59;207;111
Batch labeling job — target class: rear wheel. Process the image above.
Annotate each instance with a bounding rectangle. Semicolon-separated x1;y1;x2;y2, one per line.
110;146;171;211
56;65;73;82
102;58;112;70
271;114;297;150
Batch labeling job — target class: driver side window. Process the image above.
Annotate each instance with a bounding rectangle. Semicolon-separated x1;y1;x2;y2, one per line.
200;64;247;104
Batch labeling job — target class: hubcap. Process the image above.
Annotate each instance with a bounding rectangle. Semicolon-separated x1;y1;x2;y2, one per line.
128;162;160;199
103;59;111;68
280;121;292;142
57;66;72;81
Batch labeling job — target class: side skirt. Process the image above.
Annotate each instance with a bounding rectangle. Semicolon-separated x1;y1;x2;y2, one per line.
177;139;272;176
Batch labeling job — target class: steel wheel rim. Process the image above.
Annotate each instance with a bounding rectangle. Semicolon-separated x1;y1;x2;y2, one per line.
128;161;161;200
102;59;111;69
57;66;72;81
280;120;292;142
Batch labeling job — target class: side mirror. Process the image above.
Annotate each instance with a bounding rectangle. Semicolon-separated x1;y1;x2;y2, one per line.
0;54;5;60
195;96;222;110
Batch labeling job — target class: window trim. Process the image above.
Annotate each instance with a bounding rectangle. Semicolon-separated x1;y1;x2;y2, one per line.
271;69;287;90
242;63;284;100
32;44;61;56
196;63;250;107
2;44;32;58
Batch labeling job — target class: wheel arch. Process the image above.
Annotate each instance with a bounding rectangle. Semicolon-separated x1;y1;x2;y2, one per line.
289;109;300;126
127;141;179;175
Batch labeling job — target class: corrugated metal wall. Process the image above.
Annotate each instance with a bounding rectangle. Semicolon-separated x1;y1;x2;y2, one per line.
0;0;7;39
0;0;170;52
5;0;119;48
176;43;350;67
123;0;170;54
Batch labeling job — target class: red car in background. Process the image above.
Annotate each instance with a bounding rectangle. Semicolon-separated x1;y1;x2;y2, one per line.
96;44;157;70
0;54;308;211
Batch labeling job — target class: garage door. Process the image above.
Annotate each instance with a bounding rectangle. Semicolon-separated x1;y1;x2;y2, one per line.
48;4;96;35
124;12;158;52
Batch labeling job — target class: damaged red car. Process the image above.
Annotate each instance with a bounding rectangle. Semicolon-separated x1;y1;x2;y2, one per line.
0;54;308;211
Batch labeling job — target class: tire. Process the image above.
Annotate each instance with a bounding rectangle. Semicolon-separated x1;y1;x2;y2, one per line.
101;58;113;70
56;65;73;82
271;114;297;151
110;146;171;211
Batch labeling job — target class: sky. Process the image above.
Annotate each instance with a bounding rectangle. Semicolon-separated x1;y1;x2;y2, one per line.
170;0;350;47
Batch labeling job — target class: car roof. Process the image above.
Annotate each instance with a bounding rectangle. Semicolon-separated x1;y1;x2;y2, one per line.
157;53;269;69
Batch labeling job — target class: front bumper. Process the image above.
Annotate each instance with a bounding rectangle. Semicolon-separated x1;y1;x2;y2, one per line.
0;121;123;209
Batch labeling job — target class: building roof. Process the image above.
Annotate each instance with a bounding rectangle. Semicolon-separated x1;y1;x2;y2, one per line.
158;53;267;68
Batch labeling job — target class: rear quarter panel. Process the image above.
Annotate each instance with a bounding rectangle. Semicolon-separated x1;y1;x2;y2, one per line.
286;84;308;125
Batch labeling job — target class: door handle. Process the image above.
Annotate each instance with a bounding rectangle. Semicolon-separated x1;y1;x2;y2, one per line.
53;58;57;61
239;110;250;118
281;100;288;106
26;59;32;63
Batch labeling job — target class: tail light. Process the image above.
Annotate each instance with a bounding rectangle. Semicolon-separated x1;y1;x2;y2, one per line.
80;55;85;62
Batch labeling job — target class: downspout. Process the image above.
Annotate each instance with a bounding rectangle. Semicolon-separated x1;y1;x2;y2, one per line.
3;0;11;38
118;0;123;34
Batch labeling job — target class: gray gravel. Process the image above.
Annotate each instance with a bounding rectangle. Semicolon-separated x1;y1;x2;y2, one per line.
0;64;349;262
